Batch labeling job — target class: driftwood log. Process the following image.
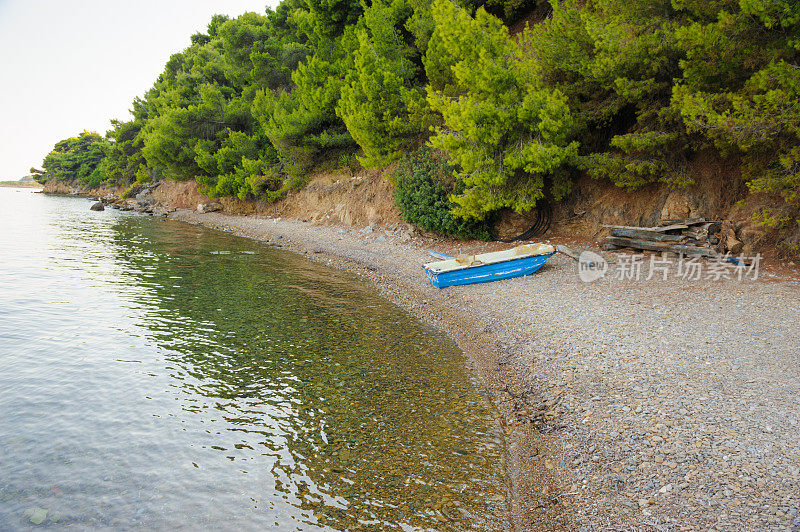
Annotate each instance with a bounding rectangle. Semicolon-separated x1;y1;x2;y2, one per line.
610;228;688;243
658;218;708;227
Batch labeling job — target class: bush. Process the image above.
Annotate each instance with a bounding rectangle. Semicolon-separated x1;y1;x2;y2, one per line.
394;148;489;240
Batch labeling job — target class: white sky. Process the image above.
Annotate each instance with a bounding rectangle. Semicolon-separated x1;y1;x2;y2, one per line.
0;0;280;179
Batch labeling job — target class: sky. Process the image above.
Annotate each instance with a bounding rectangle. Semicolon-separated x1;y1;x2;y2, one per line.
0;0;280;179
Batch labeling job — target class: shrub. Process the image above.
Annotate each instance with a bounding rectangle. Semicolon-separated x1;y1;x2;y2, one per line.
394;148;489;240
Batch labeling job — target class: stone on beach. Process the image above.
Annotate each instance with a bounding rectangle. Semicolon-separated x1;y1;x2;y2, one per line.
197;202;222;213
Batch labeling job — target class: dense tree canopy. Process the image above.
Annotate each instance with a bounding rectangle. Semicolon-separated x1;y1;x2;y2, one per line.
34;0;800;226
426;0;577;218
34;131;110;187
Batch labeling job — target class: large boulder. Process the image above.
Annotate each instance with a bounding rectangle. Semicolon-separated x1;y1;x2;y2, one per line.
89;201;105;211
197;202;222;213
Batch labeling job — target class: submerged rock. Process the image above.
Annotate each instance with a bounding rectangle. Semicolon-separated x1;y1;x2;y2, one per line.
24;507;48;525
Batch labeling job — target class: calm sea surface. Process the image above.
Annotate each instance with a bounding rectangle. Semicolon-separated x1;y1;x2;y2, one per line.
0;188;509;530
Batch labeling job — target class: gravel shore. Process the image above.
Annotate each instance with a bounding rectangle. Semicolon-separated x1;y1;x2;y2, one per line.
171;209;800;531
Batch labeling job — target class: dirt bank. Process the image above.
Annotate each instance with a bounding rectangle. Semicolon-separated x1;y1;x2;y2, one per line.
150;170;403;226
167;207;800;531
44;149;800;259
40;178;121;198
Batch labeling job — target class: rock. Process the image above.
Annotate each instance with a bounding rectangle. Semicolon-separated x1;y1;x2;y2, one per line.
715;220;743;255
341;209;354;226
153;205;176;216
89;201;104;211
24;508;48;525
197;202;222;213
399;232;412;243
660;192;692;221
361;225;374;234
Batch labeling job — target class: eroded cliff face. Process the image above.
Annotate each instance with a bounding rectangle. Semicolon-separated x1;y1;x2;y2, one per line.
149;170;403;228
41;179;74;195
41;179;121;198
553;151;799;257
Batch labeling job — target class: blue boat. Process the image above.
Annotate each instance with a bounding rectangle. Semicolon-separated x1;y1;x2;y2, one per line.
423;244;555;288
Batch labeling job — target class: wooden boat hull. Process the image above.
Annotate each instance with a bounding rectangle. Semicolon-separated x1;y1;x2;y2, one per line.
425;252;554;288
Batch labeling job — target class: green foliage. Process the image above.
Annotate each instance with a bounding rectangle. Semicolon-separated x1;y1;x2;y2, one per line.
337;0;434;168
288;0;364;42
133;12;304;199
194;129;280;199
394;148;489;239
255;46;356;174
672;2;800;211
98;108;151;188
426;0;578;219
521;0;799;212
31;0;800;230
39;131;110;187
526;0;692;189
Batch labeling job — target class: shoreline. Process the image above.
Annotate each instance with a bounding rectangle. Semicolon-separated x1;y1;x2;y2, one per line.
167;208;800;531
0;182;42;188
169;208;568;530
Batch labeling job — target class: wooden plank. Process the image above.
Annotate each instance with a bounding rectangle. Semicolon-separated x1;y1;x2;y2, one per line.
602;223;688;233
658;218;708;227
602;224;654;231
652;223;689;233
555;244;580;261
610;228;688;242
602;236;718;257
684;226;709;241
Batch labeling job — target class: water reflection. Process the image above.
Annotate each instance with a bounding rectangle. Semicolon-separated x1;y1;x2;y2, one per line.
0;190;508;530
109;218;509;530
